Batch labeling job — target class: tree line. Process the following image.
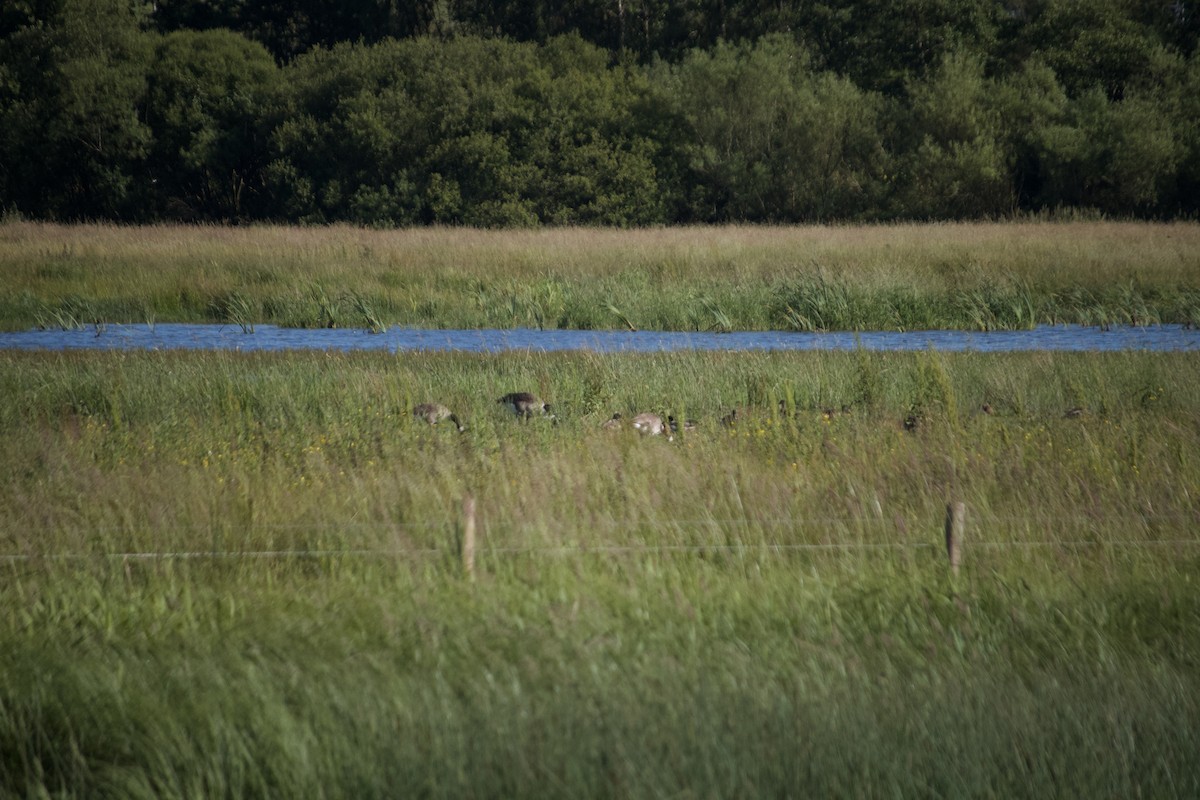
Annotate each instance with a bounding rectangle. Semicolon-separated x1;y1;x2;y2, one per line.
2;0;1198;225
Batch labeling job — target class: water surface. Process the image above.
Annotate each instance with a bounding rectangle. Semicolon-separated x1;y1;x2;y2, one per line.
2;323;1198;353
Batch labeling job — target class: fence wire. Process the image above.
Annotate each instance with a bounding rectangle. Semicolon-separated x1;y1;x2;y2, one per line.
2;509;1198;563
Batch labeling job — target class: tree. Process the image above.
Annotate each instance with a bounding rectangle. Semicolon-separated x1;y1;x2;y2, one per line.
1033;84;1185;216
151;0;445;61
822;0;1003;95
1176;52;1200;213
894;51;1013;218
987;60;1069;211
265;34;668;226
145;29;280;220
0;0;154;219
653;35;890;222
1021;0;1173;99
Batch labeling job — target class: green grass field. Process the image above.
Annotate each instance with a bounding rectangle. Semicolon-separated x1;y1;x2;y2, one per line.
2;347;1198;797
3;221;1200;331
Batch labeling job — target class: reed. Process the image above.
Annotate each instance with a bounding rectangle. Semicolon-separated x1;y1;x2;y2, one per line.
3;221;1198;331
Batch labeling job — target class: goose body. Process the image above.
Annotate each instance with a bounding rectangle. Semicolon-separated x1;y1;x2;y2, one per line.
498;392;553;419
668;415;697;433
723;400;804;427
821;404;853;420
631;412;671;438
413;403;465;432
601;413;623;430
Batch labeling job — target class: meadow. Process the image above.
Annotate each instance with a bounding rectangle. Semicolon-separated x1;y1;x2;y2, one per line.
2;346;1199;797
2;220;1200;332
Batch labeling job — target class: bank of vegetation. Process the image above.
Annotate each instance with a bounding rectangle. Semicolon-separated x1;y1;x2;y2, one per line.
3;221;1200;331
2;1;1200;225
1;348;1198;796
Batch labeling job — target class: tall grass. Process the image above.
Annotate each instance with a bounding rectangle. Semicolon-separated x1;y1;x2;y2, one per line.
4;556;1198;798
1;349;1199;796
3;221;1199;331
0;348;1196;555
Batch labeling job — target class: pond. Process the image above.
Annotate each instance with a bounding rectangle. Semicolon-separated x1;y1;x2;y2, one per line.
2;323;1199;353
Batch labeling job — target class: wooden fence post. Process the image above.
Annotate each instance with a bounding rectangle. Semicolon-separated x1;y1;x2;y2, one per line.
945;501;965;576
462;495;476;579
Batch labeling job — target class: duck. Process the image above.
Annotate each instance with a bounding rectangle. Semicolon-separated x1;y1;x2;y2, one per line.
413;403;465;432
498;392;554;420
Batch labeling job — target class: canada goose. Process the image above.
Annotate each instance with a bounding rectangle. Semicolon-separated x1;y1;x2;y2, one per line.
1064;406;1085;419
498;392;554;420
601;412;623;430
413;402;465;432
667;415;697;433
721;408;740;427
981;403;994;415
631;412;671;439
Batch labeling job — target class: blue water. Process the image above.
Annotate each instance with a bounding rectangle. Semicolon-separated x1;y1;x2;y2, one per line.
2;323;1198;353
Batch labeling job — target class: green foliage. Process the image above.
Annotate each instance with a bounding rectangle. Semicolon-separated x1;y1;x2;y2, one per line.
145;30;281;221
897;51;1012;218
2;2;1200;222
0;0;154;219
1037;87;1188;215
652;36;891;222
261;35;668;227
1024;0;1174;100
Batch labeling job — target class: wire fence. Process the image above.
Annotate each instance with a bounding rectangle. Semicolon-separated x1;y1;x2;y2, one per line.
4;541;1200;564
3;508;1198;563
4;509;1198;534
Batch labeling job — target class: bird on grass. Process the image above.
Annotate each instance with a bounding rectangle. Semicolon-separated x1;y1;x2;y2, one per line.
601;413;623;430
631;412;672;439
498;392;555;420
413;403;465;432
668;415;697;434
821;404;853;420
722;401;794;428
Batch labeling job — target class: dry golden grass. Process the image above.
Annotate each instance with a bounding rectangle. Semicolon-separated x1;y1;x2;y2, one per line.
2;220;1198;331
4;220;1198;280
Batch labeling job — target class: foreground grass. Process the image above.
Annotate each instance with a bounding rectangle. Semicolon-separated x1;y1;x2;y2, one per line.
2;221;1199;331
5;556;1198;798
2;348;1199;797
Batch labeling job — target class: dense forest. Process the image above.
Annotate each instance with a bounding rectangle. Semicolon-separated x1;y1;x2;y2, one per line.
1;0;1198;225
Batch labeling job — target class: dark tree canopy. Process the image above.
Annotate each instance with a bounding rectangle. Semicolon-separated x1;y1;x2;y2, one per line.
2;0;1197;224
